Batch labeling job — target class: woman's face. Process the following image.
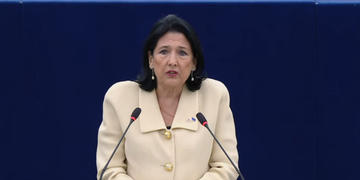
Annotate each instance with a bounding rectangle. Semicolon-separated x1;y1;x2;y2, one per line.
149;31;196;90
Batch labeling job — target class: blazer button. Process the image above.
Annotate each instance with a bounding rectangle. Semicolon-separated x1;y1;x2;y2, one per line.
163;163;173;171
164;130;172;139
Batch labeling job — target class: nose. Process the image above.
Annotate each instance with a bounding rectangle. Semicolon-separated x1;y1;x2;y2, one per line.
168;51;177;67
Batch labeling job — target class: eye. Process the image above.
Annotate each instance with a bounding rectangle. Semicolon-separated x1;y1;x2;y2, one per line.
179;50;188;56
159;49;168;55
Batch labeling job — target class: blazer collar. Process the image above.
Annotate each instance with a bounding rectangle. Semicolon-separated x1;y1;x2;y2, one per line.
139;86;199;133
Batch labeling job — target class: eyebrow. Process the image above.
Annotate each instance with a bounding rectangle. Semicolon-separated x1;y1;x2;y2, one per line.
178;46;190;50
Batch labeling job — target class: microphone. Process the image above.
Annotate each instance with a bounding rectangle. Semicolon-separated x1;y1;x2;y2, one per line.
196;112;245;180
99;107;142;180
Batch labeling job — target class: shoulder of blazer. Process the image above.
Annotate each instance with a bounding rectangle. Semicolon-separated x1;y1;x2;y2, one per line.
200;78;230;99
104;81;139;100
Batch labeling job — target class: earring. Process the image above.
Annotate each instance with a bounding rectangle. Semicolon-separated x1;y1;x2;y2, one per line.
191;71;194;82
151;68;155;80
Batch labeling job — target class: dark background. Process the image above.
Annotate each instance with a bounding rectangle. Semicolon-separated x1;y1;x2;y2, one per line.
3;0;360;179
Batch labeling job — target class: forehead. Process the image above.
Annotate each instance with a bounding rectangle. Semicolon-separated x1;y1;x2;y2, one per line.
156;32;191;48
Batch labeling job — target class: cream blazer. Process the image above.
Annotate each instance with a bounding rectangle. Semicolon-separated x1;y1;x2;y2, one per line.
96;78;239;180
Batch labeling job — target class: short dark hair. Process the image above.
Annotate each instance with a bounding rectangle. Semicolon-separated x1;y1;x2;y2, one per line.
137;14;206;91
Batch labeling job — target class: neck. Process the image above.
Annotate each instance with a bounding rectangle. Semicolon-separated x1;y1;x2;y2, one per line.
156;84;183;100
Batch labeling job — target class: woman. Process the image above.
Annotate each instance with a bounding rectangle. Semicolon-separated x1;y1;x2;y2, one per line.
97;14;239;180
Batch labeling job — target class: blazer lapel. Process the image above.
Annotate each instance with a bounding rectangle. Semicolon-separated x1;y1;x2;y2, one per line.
171;87;199;131
139;89;166;133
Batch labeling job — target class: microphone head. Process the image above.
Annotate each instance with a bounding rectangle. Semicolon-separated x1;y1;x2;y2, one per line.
131;107;142;121
196;112;208;127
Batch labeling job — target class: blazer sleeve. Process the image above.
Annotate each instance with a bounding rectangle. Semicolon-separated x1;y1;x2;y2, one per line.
96;88;134;180
199;84;239;180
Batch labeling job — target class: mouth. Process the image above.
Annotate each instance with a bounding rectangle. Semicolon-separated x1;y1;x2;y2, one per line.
166;70;178;77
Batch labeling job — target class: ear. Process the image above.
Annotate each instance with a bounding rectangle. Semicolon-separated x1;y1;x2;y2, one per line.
148;51;153;68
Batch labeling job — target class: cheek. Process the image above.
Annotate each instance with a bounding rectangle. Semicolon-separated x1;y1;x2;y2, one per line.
186;59;195;70
153;57;166;68
181;61;194;75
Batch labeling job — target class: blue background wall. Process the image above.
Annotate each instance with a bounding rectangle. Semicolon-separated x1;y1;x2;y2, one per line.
3;0;360;179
